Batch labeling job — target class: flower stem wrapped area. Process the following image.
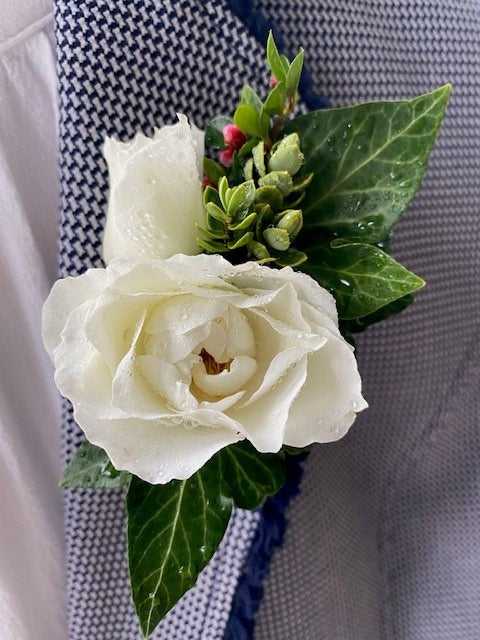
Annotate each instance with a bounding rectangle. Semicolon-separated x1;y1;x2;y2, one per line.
43;253;366;484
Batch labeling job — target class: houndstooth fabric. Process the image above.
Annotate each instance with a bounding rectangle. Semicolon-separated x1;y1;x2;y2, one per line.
248;2;480;639
56;1;270;638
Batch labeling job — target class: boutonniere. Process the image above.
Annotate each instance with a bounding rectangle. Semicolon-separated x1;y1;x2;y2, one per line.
43;32;450;638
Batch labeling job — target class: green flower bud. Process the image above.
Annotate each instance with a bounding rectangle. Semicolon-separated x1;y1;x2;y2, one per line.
276;132;300;150
263;226;290;251
258;171;293;196
275;209;303;240
268;143;304;176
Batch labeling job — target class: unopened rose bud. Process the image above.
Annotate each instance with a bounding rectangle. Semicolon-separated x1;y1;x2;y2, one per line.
223;124;247;151
270;75;278;88
219;148;234;168
276;209;303;240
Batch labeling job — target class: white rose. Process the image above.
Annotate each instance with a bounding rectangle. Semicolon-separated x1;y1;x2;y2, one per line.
102;114;205;264
43;253;367;484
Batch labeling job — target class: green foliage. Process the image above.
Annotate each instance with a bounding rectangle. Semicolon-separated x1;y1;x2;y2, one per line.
203;158;226;184
302;240;425;319
127;444;286;636
60;440;130;489
205;115;232;148
220;441;285;510
240;85;263;113
284;85;451;243
127;457;232;638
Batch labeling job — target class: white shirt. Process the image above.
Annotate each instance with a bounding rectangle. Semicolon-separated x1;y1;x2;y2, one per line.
0;1;66;638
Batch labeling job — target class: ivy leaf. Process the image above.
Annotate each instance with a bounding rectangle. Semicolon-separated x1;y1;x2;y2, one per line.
340;293;414;333
303;240;425;319
240;85;263;113
205;115;232;148
266;30;286;81
59;440;130;489
127;456;232;638
284;85;451;243
220;441;285;510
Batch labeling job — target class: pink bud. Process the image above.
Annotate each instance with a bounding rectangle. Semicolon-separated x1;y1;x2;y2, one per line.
270;75;278;88
222;124;247;151
219;148;234;167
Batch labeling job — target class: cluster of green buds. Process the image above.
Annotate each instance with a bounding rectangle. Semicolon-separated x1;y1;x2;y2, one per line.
199;31;312;268
197;131;313;267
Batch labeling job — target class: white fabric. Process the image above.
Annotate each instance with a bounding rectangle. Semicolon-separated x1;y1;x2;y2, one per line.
0;1;66;639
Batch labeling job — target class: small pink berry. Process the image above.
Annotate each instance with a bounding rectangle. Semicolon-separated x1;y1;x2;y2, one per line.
270;75;278;88
222;124;247;151
219;148;234;167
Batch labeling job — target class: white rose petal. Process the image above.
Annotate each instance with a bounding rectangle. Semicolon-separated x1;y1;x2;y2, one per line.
43;254;367;484
102;114;204;264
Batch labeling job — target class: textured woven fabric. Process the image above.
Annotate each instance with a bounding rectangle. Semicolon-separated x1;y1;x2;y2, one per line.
248;2;480;639
55;1;269;638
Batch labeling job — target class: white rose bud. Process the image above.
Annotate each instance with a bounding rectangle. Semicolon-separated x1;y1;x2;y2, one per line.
102;114;204;263
42;254;367;485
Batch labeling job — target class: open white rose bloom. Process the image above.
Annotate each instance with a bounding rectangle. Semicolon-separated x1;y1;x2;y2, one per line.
43;116;367;484
43;254;367;484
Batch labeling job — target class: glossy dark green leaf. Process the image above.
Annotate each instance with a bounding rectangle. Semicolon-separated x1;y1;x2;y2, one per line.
303;240;425;319
127;458;232;638
60;440;130;489
340;293;414;333
284;85;451;242
220;441;285;510
205;115;232;149
240;85;263;113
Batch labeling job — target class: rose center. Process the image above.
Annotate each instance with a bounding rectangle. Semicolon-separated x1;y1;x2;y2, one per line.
200;348;232;375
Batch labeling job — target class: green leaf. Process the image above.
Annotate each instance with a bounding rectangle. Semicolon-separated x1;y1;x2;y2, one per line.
252;141;266;177
228;231;254;250
239;138;259;156
220;441;285;510
203;158;226;184
303;240;425;319
284;85;451;243
226;180;256;219
196;237;229;253
60;440;130;489
340;293;414;333
127;457;232;638
240;85;263;113
205;115;232;149
234;104;263;138
264;82;287;115
285;48;304;97
271;247;308;267
266;30;286;81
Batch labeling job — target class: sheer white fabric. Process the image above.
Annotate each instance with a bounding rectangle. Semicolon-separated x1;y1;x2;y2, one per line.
0;1;66;639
